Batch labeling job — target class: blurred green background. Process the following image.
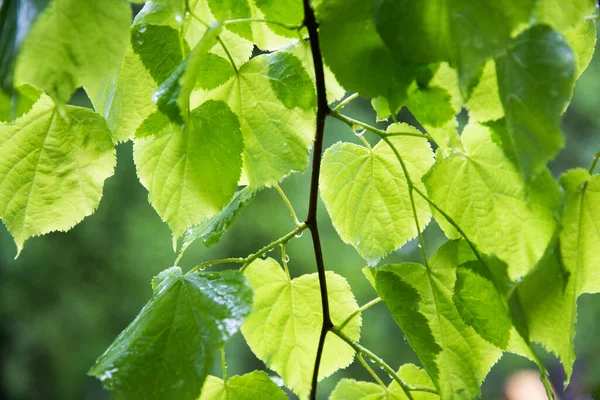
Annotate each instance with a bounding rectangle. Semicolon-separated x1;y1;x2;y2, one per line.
1;27;600;400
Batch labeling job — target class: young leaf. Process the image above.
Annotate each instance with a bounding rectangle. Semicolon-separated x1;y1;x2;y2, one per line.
320;125;434;264
89;267;253;400
0;95;116;255
199;370;288;400
15;0;131;103
367;241;503;400
180;186;256;252
423;123;561;279
134;100;243;243
200;48;316;188
372;0;536;92
254;0;303;37
0;0;49;92
330;364;438;400
316;0;417;111
496;25;576;178
86;45;157;143
267;51;317;111
207;0;253;40
241;258;361;399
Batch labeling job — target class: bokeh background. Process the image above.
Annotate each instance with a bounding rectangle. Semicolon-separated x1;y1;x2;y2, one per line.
1;20;599;400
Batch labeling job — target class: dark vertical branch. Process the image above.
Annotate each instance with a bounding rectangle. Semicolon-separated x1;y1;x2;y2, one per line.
302;1;332;399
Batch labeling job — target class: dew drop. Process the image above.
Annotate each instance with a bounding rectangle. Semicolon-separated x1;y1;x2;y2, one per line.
352;125;366;136
366;257;381;267
284;254;290;263
295;231;304;238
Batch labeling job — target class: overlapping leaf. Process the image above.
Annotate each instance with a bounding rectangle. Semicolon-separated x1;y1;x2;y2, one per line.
372;0;536;92
199;370;288;400
89;267;253;400
15;0;131;103
196;47;316;188
496;25;576;178
0;84;40;122
134;100;243;242
241;258;361;399
320;124;434;264
86;45;157;143
367;240;505;400
424;123;561;279
0;95;116;255
0;0;49;92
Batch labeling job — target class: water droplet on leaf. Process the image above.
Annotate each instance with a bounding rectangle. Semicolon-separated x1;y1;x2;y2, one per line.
352;125;366;136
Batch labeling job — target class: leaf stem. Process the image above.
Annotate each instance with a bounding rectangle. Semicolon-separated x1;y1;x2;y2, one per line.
302;1;333;399
275;184;300;225
241;223;307;271
217;37;239;74
332;328;438;398
330;110;432;141
338;297;381;331
281;243;291;282
223;18;303;31
589;151;600;174
221;347;228;383
357;354;386;389
332;93;359;112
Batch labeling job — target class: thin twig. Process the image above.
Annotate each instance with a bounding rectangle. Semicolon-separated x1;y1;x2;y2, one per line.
188;258;246;274
302;1;333;399
357;354;386;389
330;110;433;141
241;223;307;271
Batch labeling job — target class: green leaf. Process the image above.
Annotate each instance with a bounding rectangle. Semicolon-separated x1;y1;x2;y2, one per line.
367;265;442;390
199;370;288;400
180;186;256;252
15;0;131;103
330;364;438;400
454;263;512;349
134;111;172;139
496;25;576;178
535;0;597;77
513;169;600;381
200;48;316;188
372;0;536;92
0;94;116;255
134;100;243;242
368;241;503;400
131;24;187;85
316;0;417;111
320;124;434;264
154;22;223;124
89;267;253;400
194;53;236;91
241;258;361;399
0;84;41;122
465;60;504;123
208;0;253;40
512;244;575;380
267;51;317;111
423;123;561;279
86;45;157;143
254;0;303;37
0;0;49;92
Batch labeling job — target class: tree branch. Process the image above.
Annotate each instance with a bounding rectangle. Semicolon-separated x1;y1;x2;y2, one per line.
302;1;332;399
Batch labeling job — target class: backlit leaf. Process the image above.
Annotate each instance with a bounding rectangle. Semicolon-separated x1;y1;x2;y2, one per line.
199;370;288;400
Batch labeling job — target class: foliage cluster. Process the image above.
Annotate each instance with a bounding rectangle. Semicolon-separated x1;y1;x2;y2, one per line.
0;0;599;399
